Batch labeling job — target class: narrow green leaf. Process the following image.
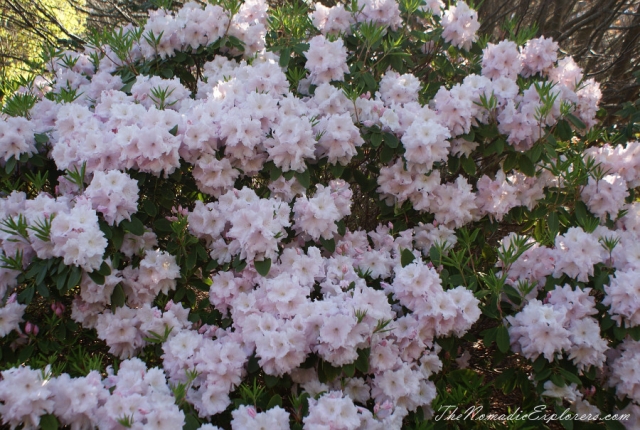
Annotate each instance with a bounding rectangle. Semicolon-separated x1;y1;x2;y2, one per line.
5;156;16;175
574;201;588;226
370;132;382;148
67;266;82;289
548;212;559;235
279;48;291;68
558;368;582;385
496;325;510;353
56;269;69;291
566;113;586;130
186;250;197;270
555;119;573;141
255;258;271;277
111;283;126;309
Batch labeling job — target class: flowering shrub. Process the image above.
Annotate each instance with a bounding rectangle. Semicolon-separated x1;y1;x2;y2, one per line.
0;0;639;428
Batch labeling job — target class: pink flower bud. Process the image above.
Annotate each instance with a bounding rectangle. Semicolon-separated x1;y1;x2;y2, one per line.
25;322;33;334
32;325;39;336
247;407;257;418
7;293;17;304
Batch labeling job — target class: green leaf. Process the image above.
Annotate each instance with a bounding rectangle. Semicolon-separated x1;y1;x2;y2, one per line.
88;271;105;285
111;283;126;309
566;113;586;130
355;347;370;373
35;133;49;144
122;216;145;236
574;201;589;226
518;154;536;177
550;372;565;387
548;212;559;235
111;225;124;249
481;327;497;345
383;132;399;148
267;394;283;409
143;200;157;217
160;68;174;79
279;48;291;68
98;261;111;276
461;156;476;176
380;145;395;164
534;367;552;381
496;325;510;353
5;156;17;175
154;218;173;232
183;413;200;430
18;285;35;304
267;161;282;181
370;132;382;148
67;266;82;289
56;268;69;291
318;360;341;383
330;163;346;178
169;125;178;136
429;245;441;264
255;258;271;277
264;374;280;388
558;368;582;385
295;169;310;189
503;152;518;172
186;250;197;270
343;362;355;377
532;356;547;373
320;237;335;253
37;282;49;298
40;414;59;430
400;248;415;267
556;119;573;141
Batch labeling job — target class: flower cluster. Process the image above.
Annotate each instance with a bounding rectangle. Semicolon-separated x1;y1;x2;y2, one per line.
0;359;182;430
507;284;607;369
0;116;36;162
